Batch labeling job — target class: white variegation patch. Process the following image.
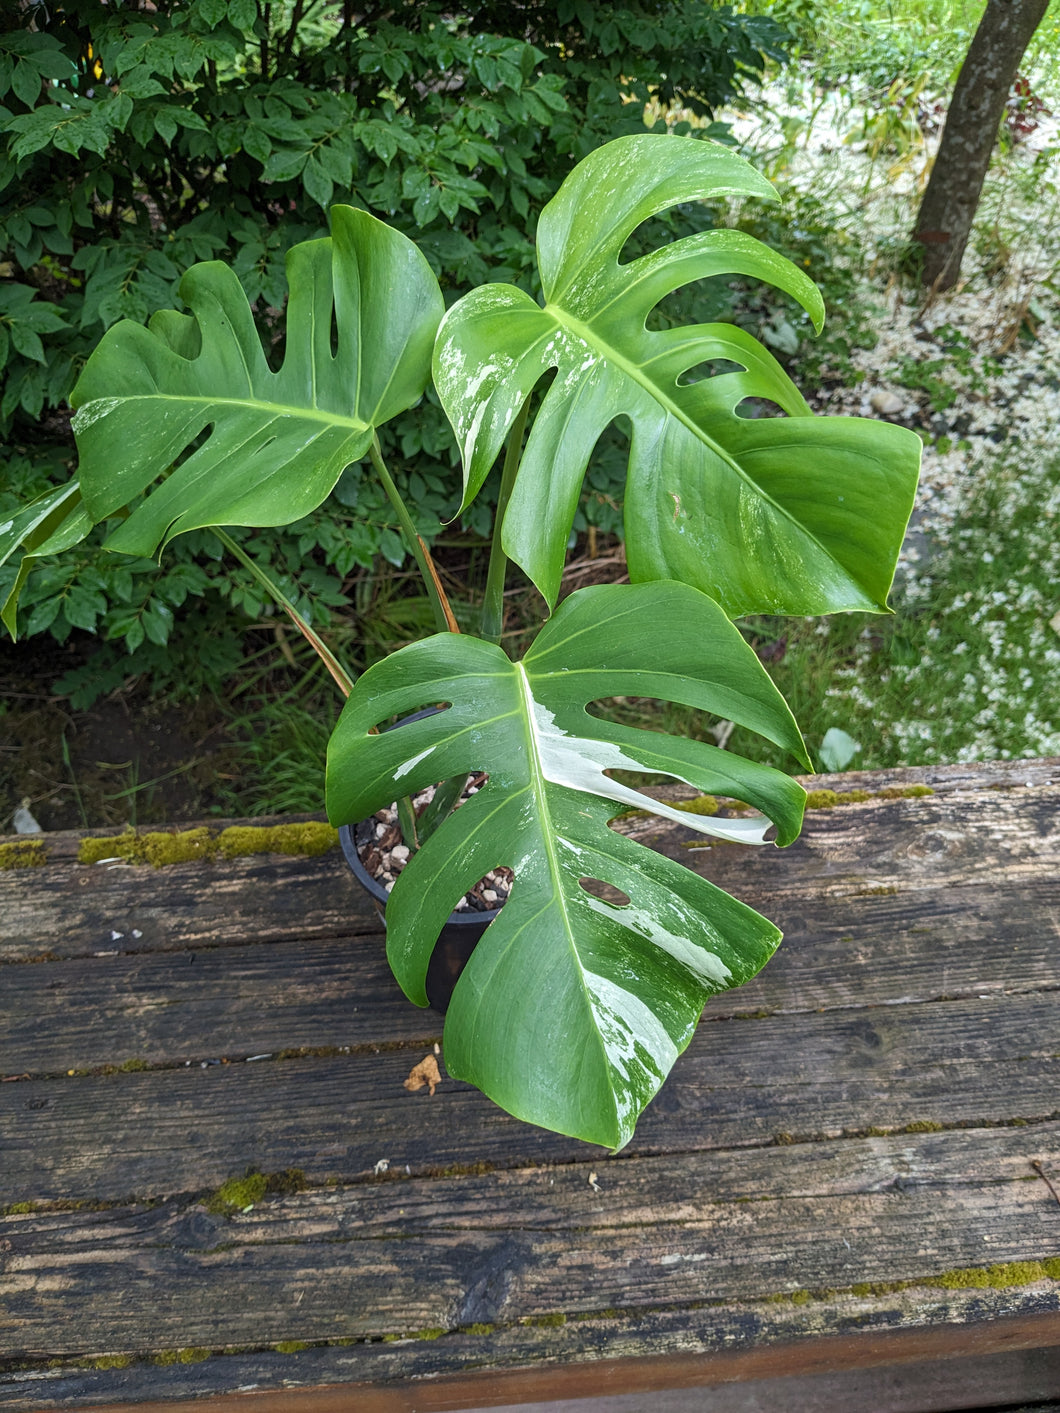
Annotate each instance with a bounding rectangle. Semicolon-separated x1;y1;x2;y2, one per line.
582;896;732;987
517;666;772;845
583;969;679;1138
71;397;123;433
392;744;436;780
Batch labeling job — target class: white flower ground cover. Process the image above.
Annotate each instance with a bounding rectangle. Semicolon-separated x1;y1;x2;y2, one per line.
718;66;1060;765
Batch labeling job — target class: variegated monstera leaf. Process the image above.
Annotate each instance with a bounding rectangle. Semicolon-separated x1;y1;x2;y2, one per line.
327;580;809;1149
69;206;444;557
434;133;921;618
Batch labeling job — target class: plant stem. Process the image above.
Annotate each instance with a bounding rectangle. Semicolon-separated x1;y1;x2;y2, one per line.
479;394;532;645
211;528;355;698
397;795;419;852
368;434;458;634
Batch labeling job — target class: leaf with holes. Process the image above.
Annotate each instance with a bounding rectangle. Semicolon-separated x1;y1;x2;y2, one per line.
326;580;808;1149
69;207;444;557
434;133;921;617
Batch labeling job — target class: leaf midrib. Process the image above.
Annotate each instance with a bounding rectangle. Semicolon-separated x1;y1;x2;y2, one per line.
78;392;371;435
513;660;617;1134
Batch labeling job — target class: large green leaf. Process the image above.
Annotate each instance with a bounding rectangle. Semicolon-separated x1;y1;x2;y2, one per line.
327;580;809;1149
69;206;444;557
434;134;921;617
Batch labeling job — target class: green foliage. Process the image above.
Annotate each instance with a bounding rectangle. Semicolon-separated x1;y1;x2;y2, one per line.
435;135;921;617
70;206;443;554
0;443;445;704
738;0;980;88
4;131;919;1147
2;0;791;665
728;183;881;385
327;580;808;1148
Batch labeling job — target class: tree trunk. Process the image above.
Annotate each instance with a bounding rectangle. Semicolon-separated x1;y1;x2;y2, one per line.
913;0;1049;291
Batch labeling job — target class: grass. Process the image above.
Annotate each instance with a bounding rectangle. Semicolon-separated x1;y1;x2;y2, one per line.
737;0;1060;95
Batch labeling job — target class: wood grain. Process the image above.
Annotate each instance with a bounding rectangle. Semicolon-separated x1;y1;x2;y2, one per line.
5;1310;1060;1413
3;875;1058;1075
2;1126;1058;1358
0;849;378;965
2;992;1057;1203
1;762;1058;1409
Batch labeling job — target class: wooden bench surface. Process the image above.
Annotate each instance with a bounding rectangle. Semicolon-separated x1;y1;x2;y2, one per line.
1;759;1059;1411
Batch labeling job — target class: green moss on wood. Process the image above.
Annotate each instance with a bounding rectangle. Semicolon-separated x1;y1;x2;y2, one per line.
805;789;839;809
936;1261;1051;1290
217;821;337;859
143;828;214;866
672;794;718;817
78;820;338;868
274;1341;310;1353
152;1348;211;1366
846;1260;1059;1300
78;833;133;865
2;1201;33;1216
805;788;874;810
205;1171;268;1214
265;1167;309;1197
86;1354;133;1370
0;839;46;869
202;1166;307;1215
903;1120;944;1133
78;827;211;867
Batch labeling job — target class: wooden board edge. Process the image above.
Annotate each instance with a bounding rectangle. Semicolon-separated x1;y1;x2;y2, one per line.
12;1309;1060;1413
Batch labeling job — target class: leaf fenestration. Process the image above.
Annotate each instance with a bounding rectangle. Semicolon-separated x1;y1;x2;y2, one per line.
434;134;921;617
327;580;808;1149
70;206;444;557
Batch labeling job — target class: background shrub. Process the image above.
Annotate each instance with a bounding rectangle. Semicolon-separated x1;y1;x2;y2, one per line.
1;0;791;698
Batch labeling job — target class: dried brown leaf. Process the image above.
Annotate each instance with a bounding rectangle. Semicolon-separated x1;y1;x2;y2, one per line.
404;1054;442;1096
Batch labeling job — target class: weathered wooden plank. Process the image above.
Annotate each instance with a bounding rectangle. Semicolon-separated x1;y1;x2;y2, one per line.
3;770;1057;966
804;757;1059;794
1;763;1056;1408
0;849;378;964
1;1127;1057;1359
2;993;1056;1203
629;781;1060;899
4;876;1058;1075
7;1305;1060;1413
0;933;436;1075
3;1305;1059;1413
8;1120;1058;1239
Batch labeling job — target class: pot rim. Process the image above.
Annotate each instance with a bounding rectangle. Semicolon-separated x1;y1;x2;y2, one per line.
337;821;505;925
335;705;505;925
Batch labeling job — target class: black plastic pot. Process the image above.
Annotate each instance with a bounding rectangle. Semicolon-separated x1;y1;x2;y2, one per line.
336;710;502;1014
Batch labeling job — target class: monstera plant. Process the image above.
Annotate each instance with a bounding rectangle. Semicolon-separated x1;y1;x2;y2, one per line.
2;135;921;1149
